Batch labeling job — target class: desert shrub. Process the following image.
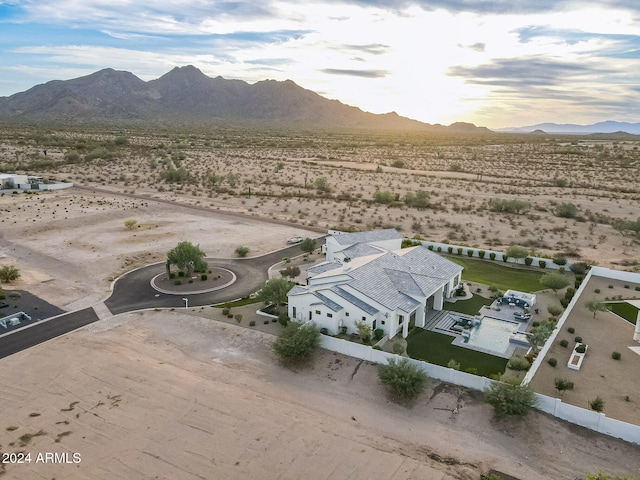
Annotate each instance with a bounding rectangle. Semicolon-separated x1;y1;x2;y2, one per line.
378;358;428;402
589;396;605;412
564;287;576;300
570;262;589;275
0;265;21;283
235;246;250;257
456;247;462;255
478;250;485;259
507;356;531;371
249;320;256;326
487;198;531;214
532;321;540;327
174;279;182;285
447;246;453;253
124;219;137;230
234;314;243;323
278;313;290;327
427;245;434;250
373;190;394;204
524;257;533;266
114;135;129;146
560;339;569;347
539;260;547;268
560;298;570;308
201;273;208;281
484;381;537;417
374;328;384;340
554;378;574;396
575;336;583;343
548;305;563;316
554;202;578;218
437;246;442;252
612;351;622;360
552;253;568;265
576;344;586;354
392;342;404;355
467;249;474;257
222;308;230;316
568;327;575;334
447;359;461;370
489;252;496;260
548;358;557;367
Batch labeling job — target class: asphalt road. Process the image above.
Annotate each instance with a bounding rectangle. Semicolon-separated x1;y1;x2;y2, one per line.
105;241;321;314
0;308;98;360
0;239;326;360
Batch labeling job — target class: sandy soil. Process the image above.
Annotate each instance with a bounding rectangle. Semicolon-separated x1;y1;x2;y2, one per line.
0;312;639;480
0;188;317;310
531;276;640;424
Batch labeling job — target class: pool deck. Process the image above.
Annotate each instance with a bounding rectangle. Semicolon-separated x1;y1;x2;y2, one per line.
431;302;536;359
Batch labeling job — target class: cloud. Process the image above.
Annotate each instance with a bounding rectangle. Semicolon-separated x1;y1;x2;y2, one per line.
319;68;390;78
337;43;391;55
462;42;485;52
448;56;613;87
326;0;640;15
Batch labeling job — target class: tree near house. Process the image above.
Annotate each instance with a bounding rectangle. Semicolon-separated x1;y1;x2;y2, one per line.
504;244;529;262
299;237;316;254
272;322;321;364
167;241;207;276
528;319;556;351
585;296;607;318
377;358;428;403
554;378;574;397
354;319;372;343
539;272;571;294
483;380;538;417
259;277;294;314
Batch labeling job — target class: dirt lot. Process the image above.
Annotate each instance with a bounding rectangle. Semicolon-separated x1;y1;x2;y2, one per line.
0;312;639;480
0;188;317;310
531;275;640;425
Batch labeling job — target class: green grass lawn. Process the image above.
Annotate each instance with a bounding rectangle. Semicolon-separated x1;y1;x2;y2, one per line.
406;329;508;378
445;256;548;293
443;293;492;315
605;301;639;324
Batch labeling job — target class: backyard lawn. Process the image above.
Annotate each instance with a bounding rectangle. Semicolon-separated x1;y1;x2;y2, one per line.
605;301;639;324
446;256;548;293
406;329;508;378
444;294;491;315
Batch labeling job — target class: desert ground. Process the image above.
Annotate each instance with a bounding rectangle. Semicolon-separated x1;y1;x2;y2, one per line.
1;127;639;270
1;126;640;479
1;312;639;480
531;275;640;425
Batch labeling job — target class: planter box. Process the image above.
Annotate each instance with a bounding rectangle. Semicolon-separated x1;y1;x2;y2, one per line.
568;342;588;370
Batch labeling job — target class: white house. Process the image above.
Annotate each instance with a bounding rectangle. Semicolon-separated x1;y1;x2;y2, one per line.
323;228;403;262
0;173;28;189
288;245;463;339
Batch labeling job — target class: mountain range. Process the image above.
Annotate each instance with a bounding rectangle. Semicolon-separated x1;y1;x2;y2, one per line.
496;121;640;135
0;66;490;132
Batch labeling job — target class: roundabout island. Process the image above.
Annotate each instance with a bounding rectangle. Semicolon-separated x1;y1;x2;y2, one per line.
151;267;236;295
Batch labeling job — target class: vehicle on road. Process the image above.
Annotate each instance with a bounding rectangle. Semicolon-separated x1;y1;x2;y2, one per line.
287;236;303;245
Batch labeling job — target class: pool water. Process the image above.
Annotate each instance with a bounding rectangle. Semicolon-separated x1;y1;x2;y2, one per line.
465;317;519;354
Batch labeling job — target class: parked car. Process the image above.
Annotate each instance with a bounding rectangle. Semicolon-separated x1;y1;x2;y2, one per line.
287;236;303;244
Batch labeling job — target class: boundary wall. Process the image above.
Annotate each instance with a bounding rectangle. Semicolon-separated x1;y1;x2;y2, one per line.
417;240;571;270
320;324;640;445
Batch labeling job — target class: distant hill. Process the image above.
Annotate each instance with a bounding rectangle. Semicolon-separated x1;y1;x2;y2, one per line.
0;66;491;132
496;121;640;135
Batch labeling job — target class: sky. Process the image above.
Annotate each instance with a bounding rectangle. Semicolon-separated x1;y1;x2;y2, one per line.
1;1;639;129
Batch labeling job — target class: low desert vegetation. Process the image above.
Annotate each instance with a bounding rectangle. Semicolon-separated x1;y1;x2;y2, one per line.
377;358;428;402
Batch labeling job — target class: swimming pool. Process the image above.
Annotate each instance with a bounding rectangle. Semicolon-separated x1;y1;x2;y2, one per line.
465;317;520;355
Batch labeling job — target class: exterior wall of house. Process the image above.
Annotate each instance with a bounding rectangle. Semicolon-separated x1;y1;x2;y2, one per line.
324;237;343;261
369;238;402;252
